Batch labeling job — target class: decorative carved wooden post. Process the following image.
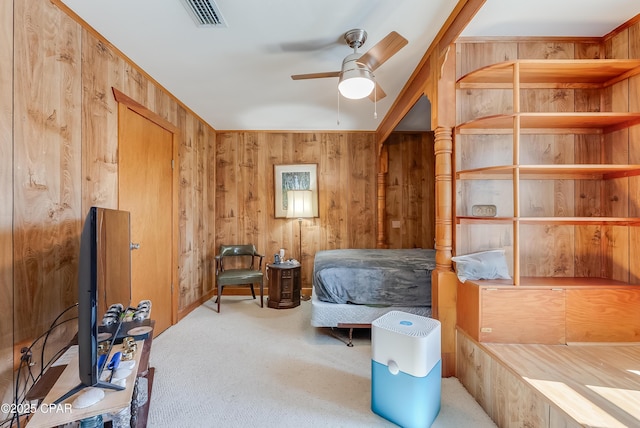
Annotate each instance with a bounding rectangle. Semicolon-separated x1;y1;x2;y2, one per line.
376;143;389;249
430;45;457;378
376;172;387;248
434;126;453;271
431;125;457;377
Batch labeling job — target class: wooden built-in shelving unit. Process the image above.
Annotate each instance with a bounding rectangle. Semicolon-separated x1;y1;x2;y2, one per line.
454;58;640;344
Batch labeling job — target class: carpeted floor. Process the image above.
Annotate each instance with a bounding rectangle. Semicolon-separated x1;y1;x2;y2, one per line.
147;297;497;427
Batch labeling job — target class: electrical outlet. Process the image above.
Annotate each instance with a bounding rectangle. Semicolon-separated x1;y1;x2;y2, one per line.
13;339;32;371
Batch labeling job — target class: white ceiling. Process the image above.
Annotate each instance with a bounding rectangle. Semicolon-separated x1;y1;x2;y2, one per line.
60;0;640;132
461;0;640;37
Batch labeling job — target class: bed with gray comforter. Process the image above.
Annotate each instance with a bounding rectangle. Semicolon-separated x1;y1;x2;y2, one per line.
313;248;435;307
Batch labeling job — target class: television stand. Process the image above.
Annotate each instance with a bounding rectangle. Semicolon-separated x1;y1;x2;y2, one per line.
25;323;154;428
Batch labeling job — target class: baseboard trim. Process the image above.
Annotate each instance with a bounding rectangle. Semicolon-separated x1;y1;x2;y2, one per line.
177;289;217;321
177;286;313;321
177;286;278;321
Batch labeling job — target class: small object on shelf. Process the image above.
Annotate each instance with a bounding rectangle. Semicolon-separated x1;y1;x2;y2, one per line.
133;300;152;321
122;349;135;361
471;204;496;217
97;342;109;354
127;325;153;337
102;303;124;326
123;336;138;354
98;353;107;369
73;387;105;409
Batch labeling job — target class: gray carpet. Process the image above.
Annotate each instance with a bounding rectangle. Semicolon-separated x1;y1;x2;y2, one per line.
148;297;497;427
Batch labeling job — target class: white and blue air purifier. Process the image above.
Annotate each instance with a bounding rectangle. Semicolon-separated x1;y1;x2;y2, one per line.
371;311;441;428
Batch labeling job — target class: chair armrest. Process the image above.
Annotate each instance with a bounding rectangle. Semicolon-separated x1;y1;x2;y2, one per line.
256;253;264;270
215;255;222;274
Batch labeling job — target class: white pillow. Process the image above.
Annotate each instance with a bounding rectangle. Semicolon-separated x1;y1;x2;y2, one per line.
451;249;511;283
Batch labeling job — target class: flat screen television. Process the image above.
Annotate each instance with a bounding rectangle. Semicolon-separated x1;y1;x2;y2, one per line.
55;207;132;403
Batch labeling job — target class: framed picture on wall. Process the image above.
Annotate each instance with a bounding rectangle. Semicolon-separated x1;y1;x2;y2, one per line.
274;163;319;218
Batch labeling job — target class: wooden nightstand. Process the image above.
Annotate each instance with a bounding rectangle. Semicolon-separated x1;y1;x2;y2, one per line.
266;263;301;309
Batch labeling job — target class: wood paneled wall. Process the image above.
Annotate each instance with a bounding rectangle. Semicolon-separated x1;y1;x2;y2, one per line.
608;20;640;283
2;0;215;402
13;0;82;357
176;106;216;311
0;0;13;407
386;132;435;249
214;131;434;292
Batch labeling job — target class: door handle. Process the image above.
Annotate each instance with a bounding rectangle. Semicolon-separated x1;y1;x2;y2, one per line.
131;242;141;250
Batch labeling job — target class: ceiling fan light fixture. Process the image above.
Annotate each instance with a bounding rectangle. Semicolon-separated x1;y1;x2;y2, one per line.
292;29;406;104
338;55;374;99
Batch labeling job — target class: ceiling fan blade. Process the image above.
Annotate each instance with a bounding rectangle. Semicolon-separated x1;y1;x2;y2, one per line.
279;35;343;52
291;71;340;80
357;31;408;72
369;82;386;101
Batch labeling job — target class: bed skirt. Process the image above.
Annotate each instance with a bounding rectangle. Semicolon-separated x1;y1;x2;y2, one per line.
310;294;432;328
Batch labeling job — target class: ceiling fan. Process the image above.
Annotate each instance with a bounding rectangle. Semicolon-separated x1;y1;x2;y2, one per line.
291;29;408;101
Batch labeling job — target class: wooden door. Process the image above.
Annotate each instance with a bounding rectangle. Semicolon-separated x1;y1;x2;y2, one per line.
115;90;178;335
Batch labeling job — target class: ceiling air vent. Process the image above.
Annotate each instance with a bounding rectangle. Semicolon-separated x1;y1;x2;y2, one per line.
180;0;227;27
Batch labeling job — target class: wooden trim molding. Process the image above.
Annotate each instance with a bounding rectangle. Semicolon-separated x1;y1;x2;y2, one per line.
456;36;603;43
375;0;486;144
113;88;181;326
604;12;640;41
178;289;217;321
112;88;179;133
51;0;215;132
